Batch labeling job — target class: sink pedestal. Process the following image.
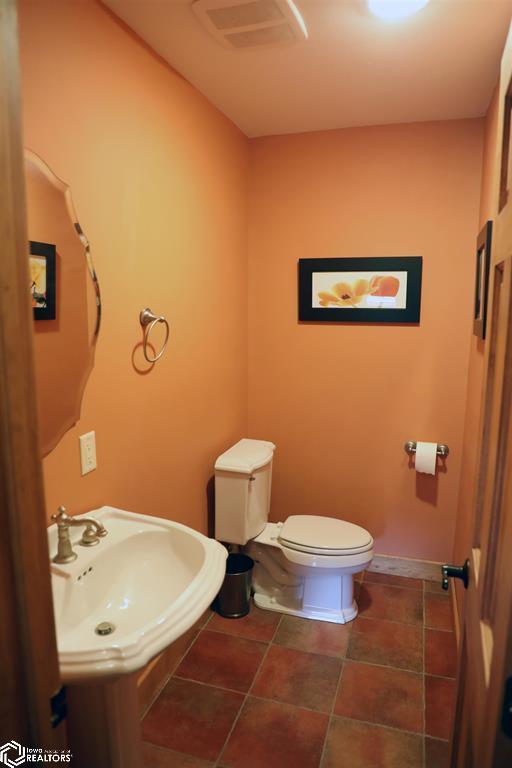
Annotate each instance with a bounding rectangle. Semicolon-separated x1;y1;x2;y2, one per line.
67;673;141;768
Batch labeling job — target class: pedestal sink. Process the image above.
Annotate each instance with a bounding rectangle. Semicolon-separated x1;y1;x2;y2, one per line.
48;506;227;767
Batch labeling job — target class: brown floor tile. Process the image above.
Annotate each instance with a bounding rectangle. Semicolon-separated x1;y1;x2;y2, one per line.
208;605;281;642
348;616;423;672
273;614;351;657
425;675;457;740
175;630;267;692
142;743;213;767
220;697;328;768
425;737;450;768
425;629;457;677
252;644;342;712
358;583;423;625
334;660;423;732
425;593;454;631
322;717;423;768
142;678;243;761
424;579;448;594
365;571;423;590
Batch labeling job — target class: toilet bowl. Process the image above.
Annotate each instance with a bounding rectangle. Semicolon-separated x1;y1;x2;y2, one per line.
215;439;373;624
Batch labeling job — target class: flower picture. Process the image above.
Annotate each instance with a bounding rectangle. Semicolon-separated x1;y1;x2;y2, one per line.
314;271;406;309
29;241;56;320
30;255;48;309
299;257;422;323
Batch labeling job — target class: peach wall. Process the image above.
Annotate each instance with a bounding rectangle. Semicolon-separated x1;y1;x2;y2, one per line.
247;121;484;562
18;0;249;530
453;87;499;589
19;0;488;564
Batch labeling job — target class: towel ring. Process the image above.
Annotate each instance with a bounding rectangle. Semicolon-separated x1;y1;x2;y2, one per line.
140;307;170;363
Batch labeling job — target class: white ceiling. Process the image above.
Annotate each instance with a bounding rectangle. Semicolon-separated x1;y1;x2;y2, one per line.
104;0;512;137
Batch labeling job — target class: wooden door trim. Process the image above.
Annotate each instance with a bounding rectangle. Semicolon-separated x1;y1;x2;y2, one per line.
0;0;62;746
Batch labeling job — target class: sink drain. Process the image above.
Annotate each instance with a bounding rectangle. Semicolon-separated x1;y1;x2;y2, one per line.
95;621;115;636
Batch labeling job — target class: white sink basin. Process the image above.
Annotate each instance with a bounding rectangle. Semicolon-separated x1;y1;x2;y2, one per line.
48;506;227;682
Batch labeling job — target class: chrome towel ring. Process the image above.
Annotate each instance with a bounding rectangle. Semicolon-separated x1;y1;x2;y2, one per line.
140;307;170;363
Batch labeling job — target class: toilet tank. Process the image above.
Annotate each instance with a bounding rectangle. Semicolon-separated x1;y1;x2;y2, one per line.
215;439;275;545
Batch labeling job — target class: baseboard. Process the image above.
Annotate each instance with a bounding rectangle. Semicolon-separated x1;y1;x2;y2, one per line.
137;611;208;718
369;553;444;583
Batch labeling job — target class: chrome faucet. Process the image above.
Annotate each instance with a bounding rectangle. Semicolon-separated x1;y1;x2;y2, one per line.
51;506;108;564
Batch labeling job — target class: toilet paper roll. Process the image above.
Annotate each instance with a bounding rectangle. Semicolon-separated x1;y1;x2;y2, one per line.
415;442;437;475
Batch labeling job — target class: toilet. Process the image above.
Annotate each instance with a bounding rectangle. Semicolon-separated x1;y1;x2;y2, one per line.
215;438;374;624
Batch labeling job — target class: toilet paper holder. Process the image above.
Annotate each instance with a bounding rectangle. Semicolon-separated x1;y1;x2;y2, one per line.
404;441;449;458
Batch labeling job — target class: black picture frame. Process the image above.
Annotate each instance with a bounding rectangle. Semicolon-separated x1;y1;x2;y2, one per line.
29;240;56;321
473;221;492;340
298;256;422;324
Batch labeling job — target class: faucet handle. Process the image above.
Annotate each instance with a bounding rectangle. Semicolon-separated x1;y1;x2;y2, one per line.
52;506;70;525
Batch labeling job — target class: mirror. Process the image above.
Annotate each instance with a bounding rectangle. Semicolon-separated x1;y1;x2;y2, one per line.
25;149;101;456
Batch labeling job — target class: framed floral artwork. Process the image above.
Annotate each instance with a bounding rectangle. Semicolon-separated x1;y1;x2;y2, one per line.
29;240;56;321
298;256;422;323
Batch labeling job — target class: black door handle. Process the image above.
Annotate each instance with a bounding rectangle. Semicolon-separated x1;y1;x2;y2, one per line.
442;559;470;590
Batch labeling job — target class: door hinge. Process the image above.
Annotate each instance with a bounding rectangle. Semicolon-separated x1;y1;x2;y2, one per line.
502;677;512;738
50;686;67;728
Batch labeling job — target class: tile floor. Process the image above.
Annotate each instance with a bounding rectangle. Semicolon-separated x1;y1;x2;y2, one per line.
141;572;457;768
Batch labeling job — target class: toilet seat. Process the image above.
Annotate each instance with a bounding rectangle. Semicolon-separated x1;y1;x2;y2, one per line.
279;515;373;556
252;520;374;572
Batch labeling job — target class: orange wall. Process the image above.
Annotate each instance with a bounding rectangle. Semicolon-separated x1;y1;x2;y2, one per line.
453;87;499;579
19;0;488;563
247;121;484;562
18;0;249;531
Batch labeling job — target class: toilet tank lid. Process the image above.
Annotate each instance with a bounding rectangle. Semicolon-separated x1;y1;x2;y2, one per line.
215;439;276;474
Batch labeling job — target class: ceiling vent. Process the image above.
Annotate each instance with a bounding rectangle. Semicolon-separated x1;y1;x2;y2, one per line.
192;0;308;50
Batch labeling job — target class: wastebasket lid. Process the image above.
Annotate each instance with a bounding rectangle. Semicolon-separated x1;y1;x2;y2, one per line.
226;553;254;574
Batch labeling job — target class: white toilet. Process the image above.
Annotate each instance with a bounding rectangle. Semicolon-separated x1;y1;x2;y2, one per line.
215;438;374;624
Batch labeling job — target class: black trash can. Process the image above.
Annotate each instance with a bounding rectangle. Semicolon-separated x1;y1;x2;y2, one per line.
216;553;254;618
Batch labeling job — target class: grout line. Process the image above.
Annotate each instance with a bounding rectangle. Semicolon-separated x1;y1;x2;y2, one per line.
206;616;283;645
139;629;199;721
330;713;426;740
213;613;284;768
338;656;423;678
352;613;425;629
364;579;424;593
424;672;458;681
318;636;348;767
202;610;214;629
173;673;253;698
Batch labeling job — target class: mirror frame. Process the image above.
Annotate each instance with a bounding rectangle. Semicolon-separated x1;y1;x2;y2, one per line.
25;149;101;455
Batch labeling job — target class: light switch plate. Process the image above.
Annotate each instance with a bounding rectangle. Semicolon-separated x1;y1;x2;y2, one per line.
79;431;97;475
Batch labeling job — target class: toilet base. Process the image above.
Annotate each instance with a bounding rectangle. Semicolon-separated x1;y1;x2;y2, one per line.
249;547;361;625
253;590;358;624
245;523;371;625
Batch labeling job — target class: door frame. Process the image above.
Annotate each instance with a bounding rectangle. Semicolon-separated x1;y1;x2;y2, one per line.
0;0;62;746
451;20;512;766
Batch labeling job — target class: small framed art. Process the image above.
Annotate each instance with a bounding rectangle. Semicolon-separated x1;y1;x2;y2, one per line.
473;221;492;340
29;240;56;321
298;256;422;323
